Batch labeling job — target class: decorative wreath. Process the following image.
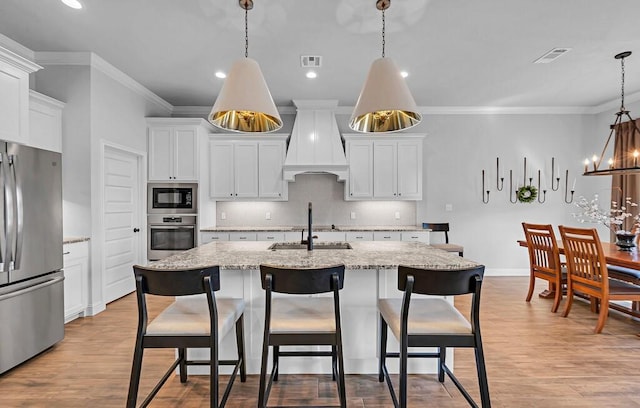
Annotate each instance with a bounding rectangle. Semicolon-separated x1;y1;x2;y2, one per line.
517;185;538;203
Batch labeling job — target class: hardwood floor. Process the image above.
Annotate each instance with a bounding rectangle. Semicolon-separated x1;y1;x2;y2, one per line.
3;276;640;407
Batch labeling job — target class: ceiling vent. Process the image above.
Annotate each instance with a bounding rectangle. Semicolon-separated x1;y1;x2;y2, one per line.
533;48;572;64
301;55;322;68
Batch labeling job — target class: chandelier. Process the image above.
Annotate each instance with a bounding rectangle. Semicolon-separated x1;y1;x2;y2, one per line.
584;51;640;176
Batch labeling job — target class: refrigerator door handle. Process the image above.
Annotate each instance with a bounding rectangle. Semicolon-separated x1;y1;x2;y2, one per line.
0;276;64;302
0;153;9;274
9;155;22;270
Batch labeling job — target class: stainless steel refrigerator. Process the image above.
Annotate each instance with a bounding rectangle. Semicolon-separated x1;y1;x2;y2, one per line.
0;142;63;374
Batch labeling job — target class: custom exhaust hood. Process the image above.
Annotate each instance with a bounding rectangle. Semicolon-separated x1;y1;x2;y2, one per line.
283;100;348;182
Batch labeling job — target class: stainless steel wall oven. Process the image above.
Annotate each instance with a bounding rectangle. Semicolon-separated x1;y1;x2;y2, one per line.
147;215;197;260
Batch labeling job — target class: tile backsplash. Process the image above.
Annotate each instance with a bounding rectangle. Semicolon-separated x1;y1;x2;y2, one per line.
214;174;416;227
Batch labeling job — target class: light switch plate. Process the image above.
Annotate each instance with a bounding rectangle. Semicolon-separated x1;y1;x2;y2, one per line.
221;212;226;220
395;211;401;219
265;212;271;220
445;204;453;212
350;211;356;220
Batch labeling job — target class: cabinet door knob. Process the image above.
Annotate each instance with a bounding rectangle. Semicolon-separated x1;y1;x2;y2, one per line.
133;228;140;233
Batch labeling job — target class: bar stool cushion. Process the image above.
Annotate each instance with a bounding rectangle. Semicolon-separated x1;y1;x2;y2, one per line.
431;243;464;254
147;298;245;338
271;297;336;333
378;298;471;340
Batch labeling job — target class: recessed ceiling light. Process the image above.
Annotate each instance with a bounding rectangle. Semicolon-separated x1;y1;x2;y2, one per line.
215;71;227;79
61;0;83;9
400;71;409;78
306;71;317;79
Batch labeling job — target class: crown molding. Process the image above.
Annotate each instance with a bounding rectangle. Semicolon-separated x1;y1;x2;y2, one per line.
35;51;172;114
172;104;593;116
0;33;36;62
0;45;41;74
589;90;640;114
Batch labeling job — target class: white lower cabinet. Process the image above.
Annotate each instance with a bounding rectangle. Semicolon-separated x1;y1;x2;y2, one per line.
63;241;89;323
315;231;346;241
400;231;430;243
201;232;230;244
346;231;374;241
229;232;257;241
256;232;285;241
373;231;402;241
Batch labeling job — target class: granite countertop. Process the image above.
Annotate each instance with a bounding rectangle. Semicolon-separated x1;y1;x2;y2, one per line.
148;241;477;270
200;225;424;232
63;237;90;245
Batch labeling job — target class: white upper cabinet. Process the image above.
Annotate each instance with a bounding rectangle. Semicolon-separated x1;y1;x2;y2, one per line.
233;142;259;198
344;134;424;200
345;140;373;199
259;141;287;199
209;134;288;201
0;46;41;145
29;91;64;153
147;118;213;181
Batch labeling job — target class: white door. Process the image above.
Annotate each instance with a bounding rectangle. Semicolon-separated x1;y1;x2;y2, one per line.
103;146;142;303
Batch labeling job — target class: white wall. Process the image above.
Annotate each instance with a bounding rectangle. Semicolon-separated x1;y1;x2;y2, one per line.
215;173;416;227
34;54;171;315
33;65;92;237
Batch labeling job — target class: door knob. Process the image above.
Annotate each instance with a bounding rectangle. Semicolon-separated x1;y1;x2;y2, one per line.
133;228;140;233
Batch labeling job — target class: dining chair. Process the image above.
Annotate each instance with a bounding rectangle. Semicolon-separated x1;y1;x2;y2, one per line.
521;222;567;312
258;264;347;408
558;226;640;333
127;265;246;408
378;265;490;408
422;222;464;256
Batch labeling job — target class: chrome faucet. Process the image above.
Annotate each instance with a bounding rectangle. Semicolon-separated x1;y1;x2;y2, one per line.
300;202;316;250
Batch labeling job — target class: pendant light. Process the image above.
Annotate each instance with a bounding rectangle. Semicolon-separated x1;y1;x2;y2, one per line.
209;0;282;133
583;51;640;176
349;0;422;133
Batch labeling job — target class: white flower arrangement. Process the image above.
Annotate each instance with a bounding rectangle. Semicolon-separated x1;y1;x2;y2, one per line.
573;194;640;234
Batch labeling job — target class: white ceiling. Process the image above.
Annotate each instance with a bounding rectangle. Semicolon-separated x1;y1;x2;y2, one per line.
1;0;640;109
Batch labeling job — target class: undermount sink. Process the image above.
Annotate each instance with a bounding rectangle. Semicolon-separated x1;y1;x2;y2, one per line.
268;242;353;250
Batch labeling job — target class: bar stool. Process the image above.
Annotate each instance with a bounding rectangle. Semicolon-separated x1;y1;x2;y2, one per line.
258;264;346;408
378;265;490;408
127;265;246;408
422;223;464;256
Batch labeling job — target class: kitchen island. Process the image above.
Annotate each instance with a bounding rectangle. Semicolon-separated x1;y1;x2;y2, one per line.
149;241;479;374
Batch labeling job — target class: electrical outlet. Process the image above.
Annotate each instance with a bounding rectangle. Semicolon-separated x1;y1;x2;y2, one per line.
220;212;226;220
445;204;453;212
395;211;401;220
265;212;271;220
350;211;356;220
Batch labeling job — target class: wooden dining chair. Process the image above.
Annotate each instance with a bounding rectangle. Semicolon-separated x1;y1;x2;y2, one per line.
558;226;640;333
521;223;566;312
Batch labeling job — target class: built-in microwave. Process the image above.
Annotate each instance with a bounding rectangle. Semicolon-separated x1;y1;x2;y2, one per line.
148;183;197;214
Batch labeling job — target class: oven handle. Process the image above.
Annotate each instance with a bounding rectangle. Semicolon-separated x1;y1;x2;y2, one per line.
148;225;195;230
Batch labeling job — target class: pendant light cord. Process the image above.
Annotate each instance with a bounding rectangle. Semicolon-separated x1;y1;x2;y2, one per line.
381;9;386;58
245;7;249;58
621;56;626;111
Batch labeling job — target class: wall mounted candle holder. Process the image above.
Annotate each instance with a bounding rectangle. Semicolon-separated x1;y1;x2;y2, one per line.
482;156;572;204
